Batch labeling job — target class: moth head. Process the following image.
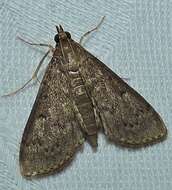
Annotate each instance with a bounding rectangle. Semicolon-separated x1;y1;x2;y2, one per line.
54;25;71;44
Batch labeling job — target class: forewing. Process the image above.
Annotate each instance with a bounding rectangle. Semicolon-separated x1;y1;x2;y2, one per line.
77;44;167;148
19;59;84;177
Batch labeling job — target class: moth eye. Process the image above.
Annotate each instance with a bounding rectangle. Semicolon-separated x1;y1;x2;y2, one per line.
54;34;59;43
65;31;71;39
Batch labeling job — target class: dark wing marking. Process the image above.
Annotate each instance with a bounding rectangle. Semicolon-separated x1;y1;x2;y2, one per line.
19;59;84;177
77;44;167;148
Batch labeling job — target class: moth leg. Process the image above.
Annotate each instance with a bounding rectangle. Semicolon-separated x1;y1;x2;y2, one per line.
79;16;105;44
17;36;55;54
2;50;50;97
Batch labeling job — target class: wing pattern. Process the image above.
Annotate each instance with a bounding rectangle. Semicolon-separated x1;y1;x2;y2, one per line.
19;59;84;177
77;44;167;147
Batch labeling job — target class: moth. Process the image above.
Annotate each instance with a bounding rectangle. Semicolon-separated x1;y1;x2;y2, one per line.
14;19;167;178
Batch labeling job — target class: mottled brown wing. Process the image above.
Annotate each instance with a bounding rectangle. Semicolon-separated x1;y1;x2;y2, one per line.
77;44;167;148
19;59;84;178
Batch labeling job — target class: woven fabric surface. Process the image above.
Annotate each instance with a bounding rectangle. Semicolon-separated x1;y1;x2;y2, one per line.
0;0;171;190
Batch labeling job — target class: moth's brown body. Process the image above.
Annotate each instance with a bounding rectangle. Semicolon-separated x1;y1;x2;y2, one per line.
19;26;167;178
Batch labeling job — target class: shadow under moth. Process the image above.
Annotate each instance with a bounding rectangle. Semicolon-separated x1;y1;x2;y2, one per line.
8;18;167;178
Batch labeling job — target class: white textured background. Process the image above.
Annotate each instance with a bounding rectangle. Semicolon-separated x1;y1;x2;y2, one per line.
0;0;172;190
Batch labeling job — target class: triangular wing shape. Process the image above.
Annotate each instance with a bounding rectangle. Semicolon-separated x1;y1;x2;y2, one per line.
76;43;167;148
19;60;84;177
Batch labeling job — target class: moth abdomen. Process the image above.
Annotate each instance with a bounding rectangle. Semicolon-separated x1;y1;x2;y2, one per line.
68;70;98;138
71;78;83;88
